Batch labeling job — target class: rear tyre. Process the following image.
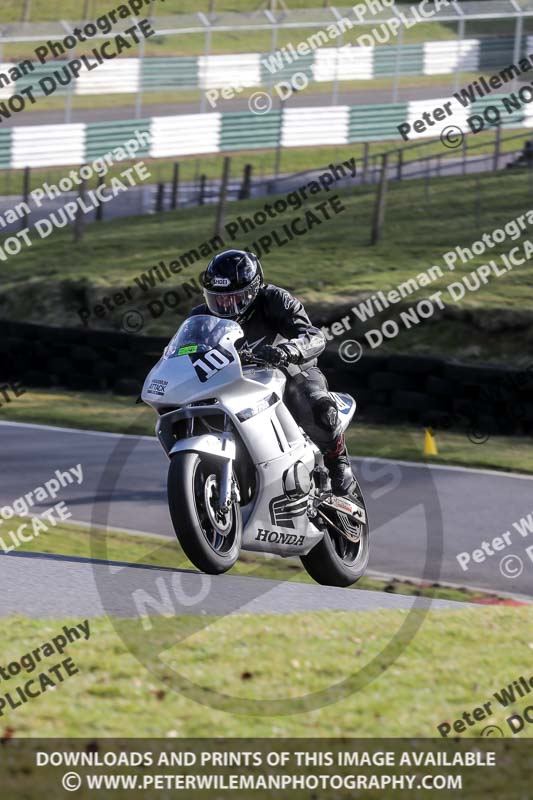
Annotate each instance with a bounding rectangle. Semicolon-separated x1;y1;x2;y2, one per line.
167;452;242;575
300;492;369;587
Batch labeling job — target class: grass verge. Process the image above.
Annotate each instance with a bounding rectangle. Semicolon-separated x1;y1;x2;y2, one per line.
2;515;504;604
0;127;523;198
0;3;502;55
0;606;531;736
4;167;533;334
2;388;533;475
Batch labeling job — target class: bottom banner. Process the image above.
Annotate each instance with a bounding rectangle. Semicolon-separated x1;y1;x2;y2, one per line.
0;738;530;798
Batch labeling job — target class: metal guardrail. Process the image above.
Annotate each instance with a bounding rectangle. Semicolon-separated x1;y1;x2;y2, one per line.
0;37;522;101
4;2;533;32
1;2;533;118
0;92;530;171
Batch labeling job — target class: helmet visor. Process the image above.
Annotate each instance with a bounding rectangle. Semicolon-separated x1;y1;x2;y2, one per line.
204;284;258;318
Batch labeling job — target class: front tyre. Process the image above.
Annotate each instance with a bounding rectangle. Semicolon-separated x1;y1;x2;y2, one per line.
167;452;242;575
300;493;369;587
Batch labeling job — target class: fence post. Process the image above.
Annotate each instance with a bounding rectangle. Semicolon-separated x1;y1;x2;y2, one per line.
155;182;164;213
269;13;280;98
238;163;253;200
372;154;379;183
74;178;87;243
198;174;206;205
424;167;431;204
474;176;481;228
397;149;403;181
96;174;105;221
332;32;342;106
391;24;403;104
215;156;231;238
493;125;501;172
135;34;145;119
512;10;524;94
64;43;76;123
454;15;465;94
370;153;388;245
21;167;30;230
362;142;369;185
171;162;179;209
200;22;213;113
21;0;31;22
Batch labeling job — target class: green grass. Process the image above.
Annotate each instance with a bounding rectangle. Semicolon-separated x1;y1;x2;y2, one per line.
0;2;501;57
0;20;457;61
3;165;533;357
4;513;503;603
0;388;150;435
5;167;531;301
3;0;532;55
2;388;533;475
1;142;379;196
347;421;533;475
0;605;531;737
2;0;387;22
1;0;531;75
2;0;528;21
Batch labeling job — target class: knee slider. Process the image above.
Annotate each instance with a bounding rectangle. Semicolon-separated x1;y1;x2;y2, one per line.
312;396;339;432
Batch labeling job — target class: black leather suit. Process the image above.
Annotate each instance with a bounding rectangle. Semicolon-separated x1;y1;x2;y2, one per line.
190;284;342;452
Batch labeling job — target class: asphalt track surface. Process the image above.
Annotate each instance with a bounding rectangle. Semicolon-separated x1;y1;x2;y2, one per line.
0;549;462;618
1;83;466;128
0;420;531;620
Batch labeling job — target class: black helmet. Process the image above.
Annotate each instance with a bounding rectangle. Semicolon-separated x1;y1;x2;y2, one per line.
203;250;263;319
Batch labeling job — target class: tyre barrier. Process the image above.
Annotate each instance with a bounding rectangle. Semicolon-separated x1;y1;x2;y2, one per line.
320;350;533;437
1;320;532;436
0;319;165;398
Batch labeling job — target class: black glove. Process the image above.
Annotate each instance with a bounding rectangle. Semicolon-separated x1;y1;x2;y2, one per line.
254;344;288;366
254;343;301;367
278;342;303;364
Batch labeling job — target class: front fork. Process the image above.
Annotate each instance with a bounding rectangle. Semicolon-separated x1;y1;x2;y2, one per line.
218;460;233;512
164;410;238;513
217;416;239;513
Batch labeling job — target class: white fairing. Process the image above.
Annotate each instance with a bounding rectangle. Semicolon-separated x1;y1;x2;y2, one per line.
142;316;356;557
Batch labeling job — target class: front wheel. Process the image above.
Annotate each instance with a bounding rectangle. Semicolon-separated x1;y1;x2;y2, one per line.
167;452;242;574
300;493;369;587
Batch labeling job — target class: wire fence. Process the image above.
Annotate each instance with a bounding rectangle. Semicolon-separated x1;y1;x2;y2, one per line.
380;150;533;241
0;126;531;248
4;1;533;25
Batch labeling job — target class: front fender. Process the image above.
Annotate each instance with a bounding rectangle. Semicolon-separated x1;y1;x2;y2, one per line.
168;433;236;462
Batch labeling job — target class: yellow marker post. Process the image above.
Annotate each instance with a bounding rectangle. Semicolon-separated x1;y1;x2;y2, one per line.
424;427;438;456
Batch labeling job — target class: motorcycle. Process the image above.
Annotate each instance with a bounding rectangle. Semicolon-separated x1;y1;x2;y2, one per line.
141;315;369;587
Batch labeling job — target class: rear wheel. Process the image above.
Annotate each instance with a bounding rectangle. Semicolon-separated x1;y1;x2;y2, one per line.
167;452;242;574
300;492;369;587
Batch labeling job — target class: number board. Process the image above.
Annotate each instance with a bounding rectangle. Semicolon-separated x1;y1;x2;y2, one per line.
189;345;235;383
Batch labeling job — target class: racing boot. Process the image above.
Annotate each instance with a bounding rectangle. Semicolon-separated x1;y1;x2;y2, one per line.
323;435;361;498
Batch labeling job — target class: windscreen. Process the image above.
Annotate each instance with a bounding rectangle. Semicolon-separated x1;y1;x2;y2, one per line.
164;315;242;359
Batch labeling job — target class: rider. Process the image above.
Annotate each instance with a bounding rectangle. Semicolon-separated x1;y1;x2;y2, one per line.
189;249;359;498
